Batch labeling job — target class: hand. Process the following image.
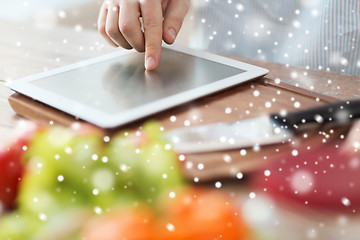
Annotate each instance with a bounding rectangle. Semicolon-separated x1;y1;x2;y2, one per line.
98;0;190;70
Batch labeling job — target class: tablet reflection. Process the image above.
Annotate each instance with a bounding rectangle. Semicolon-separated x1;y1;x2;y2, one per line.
101;63;165;105
32;48;245;115
101;53;188;106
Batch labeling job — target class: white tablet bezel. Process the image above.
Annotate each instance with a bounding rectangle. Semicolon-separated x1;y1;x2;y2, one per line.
6;44;268;128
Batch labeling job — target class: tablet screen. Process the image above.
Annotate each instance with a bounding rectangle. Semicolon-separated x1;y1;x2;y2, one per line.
32;48;245;115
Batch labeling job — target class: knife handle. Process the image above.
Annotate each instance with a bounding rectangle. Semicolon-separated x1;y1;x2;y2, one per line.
270;100;360;132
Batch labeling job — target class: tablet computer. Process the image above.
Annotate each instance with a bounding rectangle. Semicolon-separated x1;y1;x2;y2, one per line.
6;44;268;128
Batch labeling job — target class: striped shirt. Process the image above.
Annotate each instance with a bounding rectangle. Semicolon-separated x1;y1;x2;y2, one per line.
191;0;360;76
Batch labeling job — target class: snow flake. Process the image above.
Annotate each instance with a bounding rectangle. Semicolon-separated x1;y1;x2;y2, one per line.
240;149;247;156
340;58;348;66
223;154;232;163
102;156;109;163
236;3;244;12
265;101;272;108
39;213;47;221
169;192;176;198
58;10;67;19
293;20;301;28
120;164;129;172
292;150;298;156
290;72;298;79
197;163;204;170
103;136;110;142
341;197;351;207
94;206;103;215
57;175;64;182
166;223;175;232
311;9;319;17
236;172;243;179
249;192;256;199
314;114;324;123
74;24;83;32
65;147;72;154
92;189;100;195
253;145;260;152
185;161;193;169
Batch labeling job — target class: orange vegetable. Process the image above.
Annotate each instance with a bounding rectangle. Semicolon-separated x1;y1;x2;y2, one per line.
81;187;251;240
156;187;251;240
81;205;156;240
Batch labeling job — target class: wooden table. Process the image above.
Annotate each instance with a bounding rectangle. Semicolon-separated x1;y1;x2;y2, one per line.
1;18;360;239
2;18;359;177
0;19;114;141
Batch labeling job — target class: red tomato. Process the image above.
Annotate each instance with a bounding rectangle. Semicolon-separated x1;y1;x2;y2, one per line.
252;140;360;213
0;144;24;211
81;206;156;240
156;187;251;240
0;121;39;211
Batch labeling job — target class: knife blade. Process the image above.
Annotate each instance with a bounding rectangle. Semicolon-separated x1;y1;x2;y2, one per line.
164;100;360;153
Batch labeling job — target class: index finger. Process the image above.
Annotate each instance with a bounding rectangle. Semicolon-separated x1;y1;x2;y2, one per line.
140;0;163;70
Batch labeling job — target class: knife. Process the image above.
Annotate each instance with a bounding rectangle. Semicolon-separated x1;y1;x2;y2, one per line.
164;100;360;153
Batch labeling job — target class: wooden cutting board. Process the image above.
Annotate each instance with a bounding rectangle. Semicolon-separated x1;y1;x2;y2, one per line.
8;75;348;182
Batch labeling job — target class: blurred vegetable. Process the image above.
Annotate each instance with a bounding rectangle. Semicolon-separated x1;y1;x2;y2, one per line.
156;187;251;240
0;121;38;211
0;121;251;240
81;204;156;240
82;186;251;240
252;140;360;213
0;143;24;211
106;121;185;203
